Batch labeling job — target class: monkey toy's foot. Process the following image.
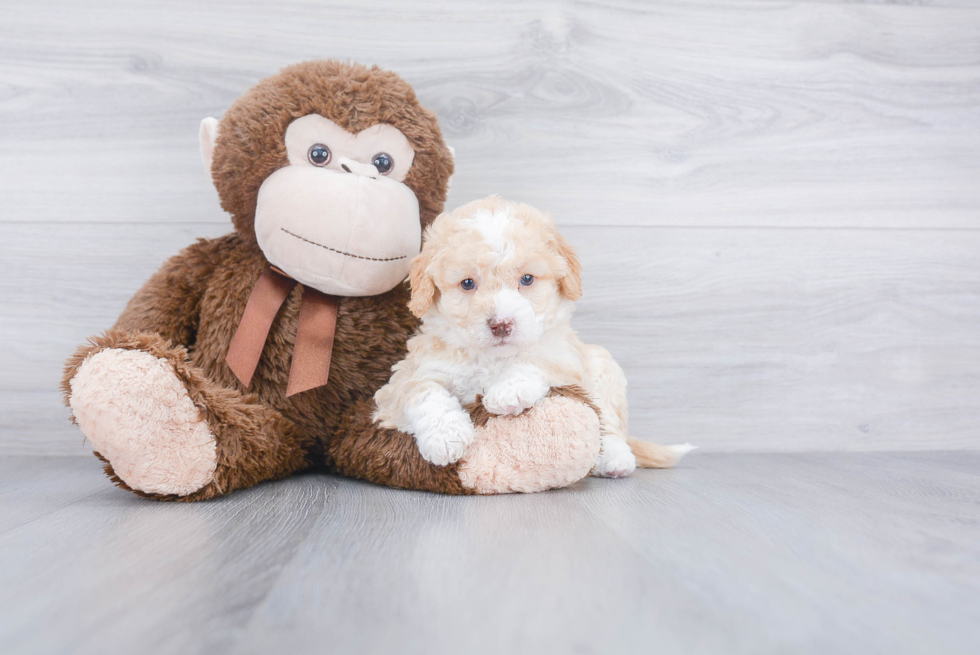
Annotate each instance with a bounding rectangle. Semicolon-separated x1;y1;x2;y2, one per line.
458;387;602;494
68;348;218;496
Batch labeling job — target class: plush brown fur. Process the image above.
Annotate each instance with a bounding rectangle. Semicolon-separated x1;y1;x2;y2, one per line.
327;397;474;495
62;60;601;500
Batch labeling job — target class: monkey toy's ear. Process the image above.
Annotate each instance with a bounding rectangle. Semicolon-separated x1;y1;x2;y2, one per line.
199;117;220;173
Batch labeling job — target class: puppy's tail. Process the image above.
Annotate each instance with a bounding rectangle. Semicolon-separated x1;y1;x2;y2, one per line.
628;438;697;469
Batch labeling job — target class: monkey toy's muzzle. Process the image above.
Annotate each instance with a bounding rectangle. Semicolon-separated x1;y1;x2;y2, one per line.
254;165;421;297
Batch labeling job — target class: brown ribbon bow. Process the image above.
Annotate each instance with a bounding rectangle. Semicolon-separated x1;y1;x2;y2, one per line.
226;266;339;397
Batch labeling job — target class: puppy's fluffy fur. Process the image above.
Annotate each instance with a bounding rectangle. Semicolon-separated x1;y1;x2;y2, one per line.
374;196;694;475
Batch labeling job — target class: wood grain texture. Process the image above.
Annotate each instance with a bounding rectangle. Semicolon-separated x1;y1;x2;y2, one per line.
0;452;977;655
0;456;108;536
0;459;340;655
2;1;979;454
4;222;978;454
0;0;978;227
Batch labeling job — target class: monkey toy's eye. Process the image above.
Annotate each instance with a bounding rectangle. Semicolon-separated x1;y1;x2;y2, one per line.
520;274;534;286
308;144;331;166
460;278;476;291
372;152;394;175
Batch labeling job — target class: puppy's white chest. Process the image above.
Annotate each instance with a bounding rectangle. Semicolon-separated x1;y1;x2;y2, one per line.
450;359;513;405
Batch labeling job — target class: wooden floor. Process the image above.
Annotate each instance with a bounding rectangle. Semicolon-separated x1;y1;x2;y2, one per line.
1;452;977;655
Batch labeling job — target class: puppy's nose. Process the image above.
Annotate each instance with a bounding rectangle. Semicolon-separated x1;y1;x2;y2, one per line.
488;317;514;338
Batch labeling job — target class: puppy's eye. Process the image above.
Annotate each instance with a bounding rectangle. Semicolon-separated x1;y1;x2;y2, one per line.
460;278;476;291
308;144;331;166
520;274;534;286
372;152;394;175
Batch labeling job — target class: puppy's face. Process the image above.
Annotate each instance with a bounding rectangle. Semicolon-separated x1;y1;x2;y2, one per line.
409;198;582;355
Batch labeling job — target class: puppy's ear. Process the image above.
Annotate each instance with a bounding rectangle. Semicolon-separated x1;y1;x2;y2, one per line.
554;231;583;301
408;245;437;318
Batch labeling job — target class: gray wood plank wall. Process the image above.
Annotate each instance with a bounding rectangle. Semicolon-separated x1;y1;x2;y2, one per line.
2;0;978;455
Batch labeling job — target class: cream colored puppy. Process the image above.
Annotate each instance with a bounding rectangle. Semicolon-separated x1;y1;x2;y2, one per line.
374;196;695;476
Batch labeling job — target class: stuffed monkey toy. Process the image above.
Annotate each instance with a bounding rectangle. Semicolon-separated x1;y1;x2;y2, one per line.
62;60;601;500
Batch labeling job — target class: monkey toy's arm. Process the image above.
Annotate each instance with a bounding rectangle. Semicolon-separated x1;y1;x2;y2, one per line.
112;237;222;343
64;236;222;383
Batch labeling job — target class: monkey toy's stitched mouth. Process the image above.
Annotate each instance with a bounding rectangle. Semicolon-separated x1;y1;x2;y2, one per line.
280;228;409;262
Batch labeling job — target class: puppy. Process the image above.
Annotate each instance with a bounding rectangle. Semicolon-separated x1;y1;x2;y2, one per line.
373;196;695;476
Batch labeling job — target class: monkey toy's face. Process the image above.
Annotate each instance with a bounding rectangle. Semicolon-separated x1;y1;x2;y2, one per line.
255;115;421;296
201;61;454;298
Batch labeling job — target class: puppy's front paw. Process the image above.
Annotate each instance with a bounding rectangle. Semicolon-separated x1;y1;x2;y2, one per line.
592;437;637;478
413;409;475;466
483;376;550;416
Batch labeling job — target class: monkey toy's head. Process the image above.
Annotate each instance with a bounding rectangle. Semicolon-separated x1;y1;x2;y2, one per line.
200;60;454;297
